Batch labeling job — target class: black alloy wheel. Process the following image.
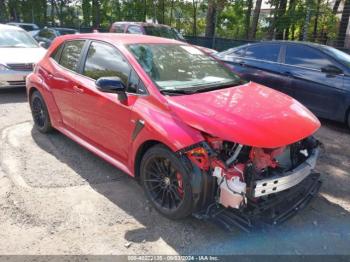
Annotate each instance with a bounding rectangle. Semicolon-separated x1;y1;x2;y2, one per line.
140;145;194;219
143;157;184;210
30;91;53;133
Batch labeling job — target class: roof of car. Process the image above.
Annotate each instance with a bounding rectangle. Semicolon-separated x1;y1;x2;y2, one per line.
0;24;25;31
7;22;37;26
0;23;24;30
244;40;330;49
112;21;171;28
58;33;182;45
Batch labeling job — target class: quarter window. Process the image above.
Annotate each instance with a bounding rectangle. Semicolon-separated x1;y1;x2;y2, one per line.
51;44;63;62
59;40;85;72
246;44;280;62
83;41;130;84
285;45;334;70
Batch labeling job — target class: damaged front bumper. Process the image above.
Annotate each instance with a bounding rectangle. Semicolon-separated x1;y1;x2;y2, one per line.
253;147;319;197
192;144;321;232
195;172;321;232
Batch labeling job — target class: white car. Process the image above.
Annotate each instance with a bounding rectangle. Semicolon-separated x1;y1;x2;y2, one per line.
0;24;46;88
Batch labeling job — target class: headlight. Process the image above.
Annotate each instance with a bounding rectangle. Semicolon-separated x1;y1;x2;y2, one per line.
0;64;9;71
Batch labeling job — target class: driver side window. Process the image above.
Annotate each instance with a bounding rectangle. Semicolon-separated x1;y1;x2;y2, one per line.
83;41;130;84
83;41;146;94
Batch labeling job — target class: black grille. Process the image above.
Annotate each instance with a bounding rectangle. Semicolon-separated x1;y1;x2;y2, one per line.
6;63;34;71
8;80;26;86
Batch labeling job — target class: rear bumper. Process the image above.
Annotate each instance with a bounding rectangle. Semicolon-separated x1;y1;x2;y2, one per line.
0;70;30;88
195;173;322;232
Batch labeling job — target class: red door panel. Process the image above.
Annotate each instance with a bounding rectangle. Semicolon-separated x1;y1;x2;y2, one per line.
71;75;134;163
49;65;81;131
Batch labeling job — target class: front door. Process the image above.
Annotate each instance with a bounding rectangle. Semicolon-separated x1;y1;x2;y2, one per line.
73;41;135;163
283;44;345;119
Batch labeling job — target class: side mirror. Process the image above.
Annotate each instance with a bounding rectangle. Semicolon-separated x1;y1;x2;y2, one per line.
96;76;127;101
321;65;343;75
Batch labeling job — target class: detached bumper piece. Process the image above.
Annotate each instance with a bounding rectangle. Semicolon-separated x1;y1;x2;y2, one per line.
194;173;321;232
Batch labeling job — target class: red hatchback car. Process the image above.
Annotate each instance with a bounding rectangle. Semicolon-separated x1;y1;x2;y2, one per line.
27;34;322;231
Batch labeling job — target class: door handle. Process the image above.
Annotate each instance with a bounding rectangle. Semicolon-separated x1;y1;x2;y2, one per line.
73;85;84;93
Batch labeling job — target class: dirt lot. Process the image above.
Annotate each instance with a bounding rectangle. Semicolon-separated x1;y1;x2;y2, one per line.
0;87;349;255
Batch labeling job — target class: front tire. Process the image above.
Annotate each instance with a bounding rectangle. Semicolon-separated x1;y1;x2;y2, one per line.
30;91;53;133
140;145;194;219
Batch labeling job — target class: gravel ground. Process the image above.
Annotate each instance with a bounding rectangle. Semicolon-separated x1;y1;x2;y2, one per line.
0;87;349;255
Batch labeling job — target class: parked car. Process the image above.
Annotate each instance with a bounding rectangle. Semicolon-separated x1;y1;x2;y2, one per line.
217;41;350;127
33;27;79;48
109;21;185;40
0;24;46;89
26;34;321;231
7;22;39;32
109;21;217;54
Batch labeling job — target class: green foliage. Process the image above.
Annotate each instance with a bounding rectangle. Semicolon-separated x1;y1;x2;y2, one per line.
0;0;342;45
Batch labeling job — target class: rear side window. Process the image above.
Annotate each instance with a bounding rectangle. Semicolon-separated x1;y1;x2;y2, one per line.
246;44;280;62
83;41;130;84
59;40;85;72
285;45;333;70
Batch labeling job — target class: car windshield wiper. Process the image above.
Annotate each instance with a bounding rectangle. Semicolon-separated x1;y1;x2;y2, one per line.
160;89;195;95
186;80;242;94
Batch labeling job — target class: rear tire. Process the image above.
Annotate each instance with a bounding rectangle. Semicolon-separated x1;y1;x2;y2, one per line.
30;91;53;133
140;145;194;219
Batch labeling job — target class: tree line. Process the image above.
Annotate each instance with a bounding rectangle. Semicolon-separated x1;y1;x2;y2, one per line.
0;0;349;47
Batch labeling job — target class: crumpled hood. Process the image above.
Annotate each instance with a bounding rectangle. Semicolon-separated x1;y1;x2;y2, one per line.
0;47;46;64
166;82;320;148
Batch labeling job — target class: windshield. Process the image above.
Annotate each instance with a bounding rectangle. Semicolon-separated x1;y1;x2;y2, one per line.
321;46;350;67
0;29;38;48
144;26;183;40
20;24;39;31
128;44;241;92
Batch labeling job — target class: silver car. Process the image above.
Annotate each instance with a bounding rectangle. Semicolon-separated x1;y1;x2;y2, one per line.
0;24;46;88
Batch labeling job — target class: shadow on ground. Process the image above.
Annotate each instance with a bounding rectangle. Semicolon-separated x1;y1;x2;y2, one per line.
0;87;27;104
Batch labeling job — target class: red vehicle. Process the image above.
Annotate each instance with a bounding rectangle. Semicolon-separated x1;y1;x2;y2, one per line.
26;34;322;231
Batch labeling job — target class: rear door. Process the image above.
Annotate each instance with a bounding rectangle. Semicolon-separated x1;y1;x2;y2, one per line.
282;44;345;119
49;40;86;132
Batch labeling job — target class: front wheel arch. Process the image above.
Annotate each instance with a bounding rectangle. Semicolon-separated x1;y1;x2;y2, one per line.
134;140;163;179
28;86;39;101
137;142;216;215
